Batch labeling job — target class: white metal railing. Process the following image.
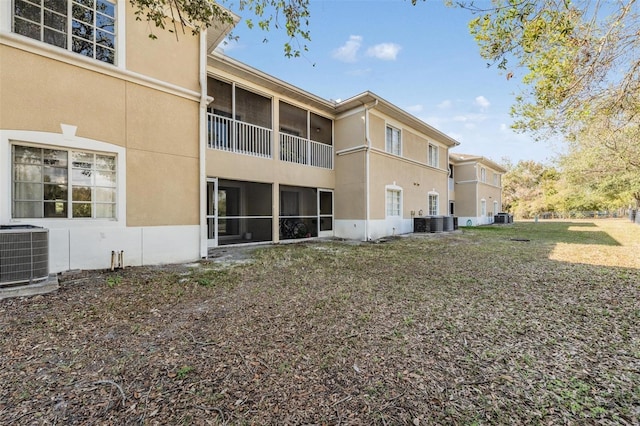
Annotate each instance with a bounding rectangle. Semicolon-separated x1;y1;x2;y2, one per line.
280;134;333;169
207;113;272;158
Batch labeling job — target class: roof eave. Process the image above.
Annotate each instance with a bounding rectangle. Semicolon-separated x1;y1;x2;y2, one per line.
336;92;460;147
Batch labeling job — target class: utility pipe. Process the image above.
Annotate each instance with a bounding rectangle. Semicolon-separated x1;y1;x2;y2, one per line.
198;31;212;259
363;100;378;241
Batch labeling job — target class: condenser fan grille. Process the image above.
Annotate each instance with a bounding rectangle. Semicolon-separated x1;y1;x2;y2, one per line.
0;226;49;287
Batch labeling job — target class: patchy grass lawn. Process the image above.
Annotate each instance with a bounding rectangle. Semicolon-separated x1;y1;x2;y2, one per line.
1;219;639;425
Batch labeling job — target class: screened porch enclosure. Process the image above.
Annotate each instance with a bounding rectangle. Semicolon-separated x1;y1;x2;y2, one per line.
207;179;272;246
207;78;273;158
207;180;334;246
279;102;333;169
279;185;333;240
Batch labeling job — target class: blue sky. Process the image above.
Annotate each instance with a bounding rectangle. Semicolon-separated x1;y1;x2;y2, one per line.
220;0;562;165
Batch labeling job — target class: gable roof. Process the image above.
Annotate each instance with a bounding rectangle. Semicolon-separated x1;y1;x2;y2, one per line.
208;52;338;115
207;53;462;147
206;8;241;54
449;153;507;173
335;92;460;147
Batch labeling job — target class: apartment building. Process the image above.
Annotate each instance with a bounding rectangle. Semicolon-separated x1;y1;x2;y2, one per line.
0;1;233;272
204;54;459;245
1;1;472;276
449;153;506;226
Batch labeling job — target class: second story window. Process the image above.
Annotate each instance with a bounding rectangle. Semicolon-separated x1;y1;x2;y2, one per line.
13;0;116;64
428;143;439;168
480;167;486;183
385;126;401;156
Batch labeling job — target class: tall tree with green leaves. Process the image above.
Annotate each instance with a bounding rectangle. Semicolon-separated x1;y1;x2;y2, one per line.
466;0;639;139
129;0;311;57
560;110;640;207
501;160;561;218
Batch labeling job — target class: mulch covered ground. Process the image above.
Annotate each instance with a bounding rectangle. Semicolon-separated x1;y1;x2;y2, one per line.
1;222;639;425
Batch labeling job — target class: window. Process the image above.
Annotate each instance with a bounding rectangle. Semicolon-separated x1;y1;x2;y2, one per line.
385;126;401;155
493;173;499;186
13;0;116;64
428;193;438;216
494;201;499;215
12;144;116;219
428;144;439;167
480;167;486;183
481;199;487;216
386;189;401;216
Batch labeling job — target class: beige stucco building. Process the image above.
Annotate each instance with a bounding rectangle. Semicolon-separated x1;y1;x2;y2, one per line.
1;1;233;272
2;2;500;275
202;54;459;246
449;153;506;226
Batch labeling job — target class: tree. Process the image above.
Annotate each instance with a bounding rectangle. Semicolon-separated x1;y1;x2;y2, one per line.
464;0;639;209
129;0;311;57
501;160;560;218
465;0;639;139
560;110;640;208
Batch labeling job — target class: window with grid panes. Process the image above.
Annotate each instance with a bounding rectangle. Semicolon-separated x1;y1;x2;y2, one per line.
428;193;438;216
12;144;117;219
13;0;116;64
428;143;439;167
385;126;401;155
386;189;401;216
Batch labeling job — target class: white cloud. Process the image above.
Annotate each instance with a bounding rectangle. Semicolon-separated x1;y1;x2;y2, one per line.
437;100;453;109
447;132;464;142
499;123;509;132
214;37;241;54
366;43;402;61
474;95;491;110
346;68;372;77
332;35;363;63
405;104;423;114
453;113;487;123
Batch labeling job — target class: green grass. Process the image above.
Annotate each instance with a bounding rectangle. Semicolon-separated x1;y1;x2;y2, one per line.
463;220;621;245
1;219;639;425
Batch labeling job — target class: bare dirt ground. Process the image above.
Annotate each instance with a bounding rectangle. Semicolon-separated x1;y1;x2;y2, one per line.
1;220;639;425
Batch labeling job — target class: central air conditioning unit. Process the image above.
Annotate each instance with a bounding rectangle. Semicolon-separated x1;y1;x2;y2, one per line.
0;225;49;287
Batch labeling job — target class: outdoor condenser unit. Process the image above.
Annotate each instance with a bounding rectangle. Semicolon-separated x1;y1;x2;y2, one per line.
0;225;49;287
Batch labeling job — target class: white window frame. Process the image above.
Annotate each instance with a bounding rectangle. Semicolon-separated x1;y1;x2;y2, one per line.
493;173;499;186
494;200;499;215
12;144;117;219
480;167;486;183
385;185;402;217
428;192;439;216
481;199;487;216
1;129;126;226
11;0;117;65
385;125;401;156
428;143;439;168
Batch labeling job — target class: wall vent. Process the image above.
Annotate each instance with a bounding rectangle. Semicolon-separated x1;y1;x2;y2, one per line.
0;225;49;287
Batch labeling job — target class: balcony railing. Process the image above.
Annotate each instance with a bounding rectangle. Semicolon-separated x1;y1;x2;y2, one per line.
280;134;333;169
207;113;272;158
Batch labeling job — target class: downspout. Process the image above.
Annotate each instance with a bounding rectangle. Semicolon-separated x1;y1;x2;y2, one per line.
446;155;450;217
198;31;210;259
363;100;378;241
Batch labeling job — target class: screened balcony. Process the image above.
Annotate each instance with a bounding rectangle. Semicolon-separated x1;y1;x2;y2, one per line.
207;78;273;158
279;102;333;169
